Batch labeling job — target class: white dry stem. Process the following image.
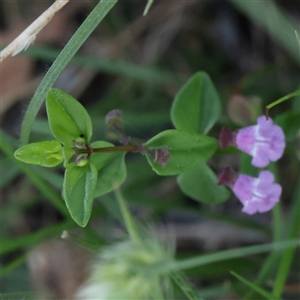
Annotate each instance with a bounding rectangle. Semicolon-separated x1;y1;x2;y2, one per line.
0;0;69;63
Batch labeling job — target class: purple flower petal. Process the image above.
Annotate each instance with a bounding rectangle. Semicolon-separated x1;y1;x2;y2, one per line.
232;170;282;215
235;116;286;167
257;170;274;187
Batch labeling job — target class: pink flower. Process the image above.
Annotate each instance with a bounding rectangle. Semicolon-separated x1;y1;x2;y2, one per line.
219;116;285;167
218;167;282;215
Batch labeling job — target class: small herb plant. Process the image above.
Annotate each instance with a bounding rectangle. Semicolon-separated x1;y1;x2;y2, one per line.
15;72;230;227
13;69;293;227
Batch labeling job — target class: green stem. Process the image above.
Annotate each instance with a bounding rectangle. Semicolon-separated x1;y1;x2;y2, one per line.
74;145;140;155
265;89;300;119
20;0;118;145
114;188;141;244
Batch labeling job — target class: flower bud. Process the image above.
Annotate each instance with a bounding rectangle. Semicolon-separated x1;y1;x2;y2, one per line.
227;94;261;126
73;138;86;149
75;155;88;167
217;167;238;188
105;109;123;132
219;127;237;149
149;147;170;168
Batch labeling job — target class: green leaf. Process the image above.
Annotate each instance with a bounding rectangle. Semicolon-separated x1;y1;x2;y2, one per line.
177;162;230;204
46;88;93;144
90;141;127;197
63;162;98;227
171;72;221;134
144;129;217;176
1;129;67;215
14;140;63;167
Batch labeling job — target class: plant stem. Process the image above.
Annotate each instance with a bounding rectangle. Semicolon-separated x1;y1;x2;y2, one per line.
114;188;141;244
265;89;300;119
74;145;141;155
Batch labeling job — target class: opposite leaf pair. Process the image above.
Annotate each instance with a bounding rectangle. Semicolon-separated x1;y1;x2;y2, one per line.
15;89;169;226
15;89;99;226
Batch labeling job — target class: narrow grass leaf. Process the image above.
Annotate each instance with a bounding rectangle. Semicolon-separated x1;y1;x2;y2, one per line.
1;221;73;255
143;0;153;16
0;292;38;300
166;239;300;272
230;271;279;300
20;0;117;145
272;176;300;298
1;254;27;277
0;158;20;188
230;1;300;64
244;252;281;300
171;271;204;300
20;46;178;83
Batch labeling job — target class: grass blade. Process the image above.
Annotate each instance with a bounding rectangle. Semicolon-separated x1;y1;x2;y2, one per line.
230;0;300;64
22;46;177;83
170;271;204;300
1;254;27;277
272;176;300;298
20;0;118;146
230;271;279;300
167;239;300;272
1;221;73;255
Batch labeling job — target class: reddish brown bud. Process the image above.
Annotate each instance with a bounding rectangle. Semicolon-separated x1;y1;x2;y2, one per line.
149;147;170;168
105;109;123;132
105;109;129;145
219;127;237;148
218;167;238;189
